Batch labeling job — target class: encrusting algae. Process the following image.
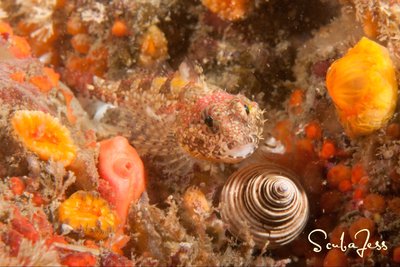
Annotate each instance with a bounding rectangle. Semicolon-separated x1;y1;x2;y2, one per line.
11;110;77;167
326;37;398;137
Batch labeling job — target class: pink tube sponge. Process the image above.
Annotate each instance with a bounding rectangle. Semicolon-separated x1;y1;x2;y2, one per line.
98;136;145;225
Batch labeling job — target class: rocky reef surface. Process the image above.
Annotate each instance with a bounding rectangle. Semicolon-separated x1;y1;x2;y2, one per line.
1;0;400;266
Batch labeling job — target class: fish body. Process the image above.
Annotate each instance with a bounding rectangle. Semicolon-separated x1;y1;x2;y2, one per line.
90;63;264;175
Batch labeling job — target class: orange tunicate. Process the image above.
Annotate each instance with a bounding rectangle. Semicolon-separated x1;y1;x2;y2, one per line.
29;67;60;93
338;179;352;192
139;25;168;67
29;76;53;92
11;110;77;166
323;249;348;267
330;225;351;245
0;21;13;36
88;46;108;77
60;89;77;124
363;193;385;213
351;163;367;184
319;140;336;160
353;188;365;200
202;0;251;21
71;34;91;54
386;122;400;139
67;16;87;35
393;247;400;263
348;217;375;247
10;71;25;83
388;197;400;215
43;67;60;88
272;119;293;152
296;138;314;156
58;191;118;240
289;89;303;107
326;37;397;137
363;12;378;39
98;136;145;226
305;121;322;140
288;88;304;114
327;164;351;188
9;35;31;58
111;20;129;37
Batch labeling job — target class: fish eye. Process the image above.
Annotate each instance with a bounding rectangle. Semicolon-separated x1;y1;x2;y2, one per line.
204;115;213;127
244;104;250;115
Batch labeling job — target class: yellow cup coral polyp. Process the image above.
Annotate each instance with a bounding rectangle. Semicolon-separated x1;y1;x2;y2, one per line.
58;191;118;240
11;110;77;166
326;37;398;137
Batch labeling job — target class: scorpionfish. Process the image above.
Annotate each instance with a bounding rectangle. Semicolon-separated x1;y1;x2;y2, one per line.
90;63;264;175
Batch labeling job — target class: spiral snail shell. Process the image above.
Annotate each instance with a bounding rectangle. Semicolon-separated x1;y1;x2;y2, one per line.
220;163;309;249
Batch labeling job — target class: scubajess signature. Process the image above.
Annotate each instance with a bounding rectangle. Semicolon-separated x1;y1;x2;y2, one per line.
308;229;388;258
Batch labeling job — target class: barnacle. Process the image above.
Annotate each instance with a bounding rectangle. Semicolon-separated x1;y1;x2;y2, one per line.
326;37;398;137
58;191;118;240
11;110;77;166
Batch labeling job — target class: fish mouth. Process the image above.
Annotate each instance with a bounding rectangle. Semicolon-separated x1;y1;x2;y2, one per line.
221;143;257;160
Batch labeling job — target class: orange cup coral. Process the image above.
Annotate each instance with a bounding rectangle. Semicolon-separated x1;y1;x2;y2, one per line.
11;110;77;166
58;191;118;240
326;37;397;137
98;136;145;225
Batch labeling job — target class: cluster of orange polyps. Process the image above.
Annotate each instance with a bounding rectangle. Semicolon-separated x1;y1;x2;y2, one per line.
11;110;77;167
326;37;398;138
202;0;251;21
58;191;118;240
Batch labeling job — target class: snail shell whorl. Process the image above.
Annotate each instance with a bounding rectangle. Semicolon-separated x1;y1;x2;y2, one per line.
220;163;309;249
